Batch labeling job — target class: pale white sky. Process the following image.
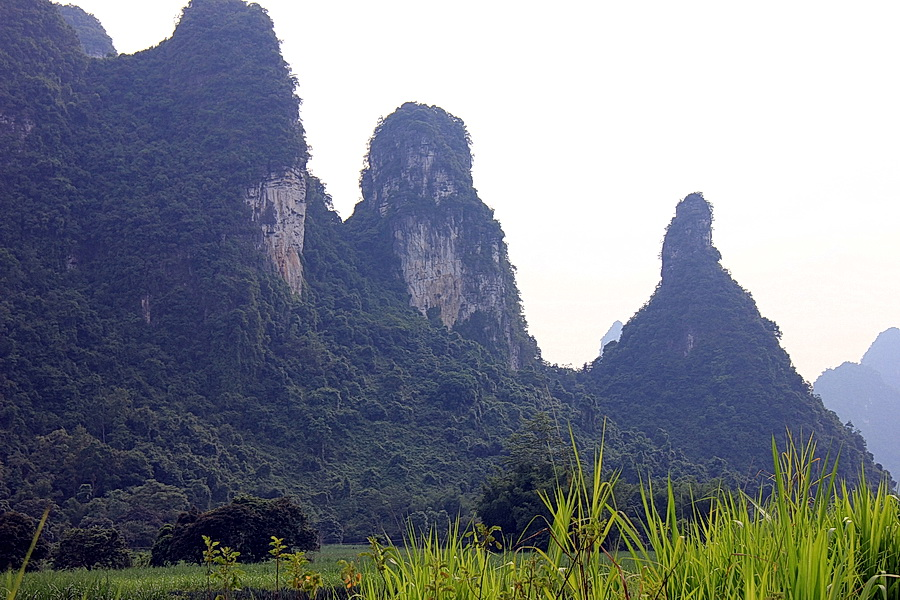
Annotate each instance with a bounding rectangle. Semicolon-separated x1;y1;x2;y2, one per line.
69;0;900;382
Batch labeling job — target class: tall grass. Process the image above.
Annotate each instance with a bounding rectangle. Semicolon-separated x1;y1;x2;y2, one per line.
358;435;900;599
640;436;900;599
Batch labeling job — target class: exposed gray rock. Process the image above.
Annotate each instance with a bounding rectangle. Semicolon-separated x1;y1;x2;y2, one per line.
599;320;623;356
0;114;35;148
245;168;307;294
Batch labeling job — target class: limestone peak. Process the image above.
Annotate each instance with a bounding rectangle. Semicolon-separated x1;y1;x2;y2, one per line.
661;192;722;283
352;102;536;369
360;102;475;217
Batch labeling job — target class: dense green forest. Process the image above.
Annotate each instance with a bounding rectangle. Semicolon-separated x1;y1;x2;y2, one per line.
0;0;887;554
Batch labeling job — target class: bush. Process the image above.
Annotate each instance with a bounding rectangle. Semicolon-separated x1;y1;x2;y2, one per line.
150;496;318;566
53;526;131;570
0;510;51;571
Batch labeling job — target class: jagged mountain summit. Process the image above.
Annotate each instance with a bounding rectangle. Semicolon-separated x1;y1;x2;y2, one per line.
815;328;900;480
585;193;883;483
350;102;538;369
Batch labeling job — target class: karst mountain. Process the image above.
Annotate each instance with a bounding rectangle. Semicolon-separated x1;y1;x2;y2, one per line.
0;0;887;545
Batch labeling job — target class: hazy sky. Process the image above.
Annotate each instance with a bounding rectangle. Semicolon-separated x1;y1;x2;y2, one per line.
69;0;900;383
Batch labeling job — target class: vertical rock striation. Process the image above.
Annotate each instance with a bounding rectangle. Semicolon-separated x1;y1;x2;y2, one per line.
353;102;536;369
245;168;307;294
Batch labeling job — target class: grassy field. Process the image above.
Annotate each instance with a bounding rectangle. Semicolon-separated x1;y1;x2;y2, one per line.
3;545;367;600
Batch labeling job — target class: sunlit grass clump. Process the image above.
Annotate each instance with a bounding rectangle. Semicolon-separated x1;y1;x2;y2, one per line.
358;436;900;600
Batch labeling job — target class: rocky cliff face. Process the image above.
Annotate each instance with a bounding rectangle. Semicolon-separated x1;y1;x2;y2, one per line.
355;102;535;368
245;168;307;294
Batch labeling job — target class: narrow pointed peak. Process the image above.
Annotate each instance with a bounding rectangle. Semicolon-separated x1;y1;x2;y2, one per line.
661;192;721;283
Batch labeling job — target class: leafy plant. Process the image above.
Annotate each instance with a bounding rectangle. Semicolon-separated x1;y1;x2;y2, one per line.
199;535;243;600
268;535;287;596
338;559;361;594
212;545;243;600
201;535;220;600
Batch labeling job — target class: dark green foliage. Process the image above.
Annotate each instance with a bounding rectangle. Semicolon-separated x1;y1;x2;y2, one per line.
0;510;51;571
361;102;475;209
52;526;131;570
150;496;318;565
56;4;115;57
477;414;574;545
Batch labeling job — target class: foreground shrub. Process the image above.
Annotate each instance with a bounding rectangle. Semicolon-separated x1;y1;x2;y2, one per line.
150;496;318;566
0;510;51;571
53;526;131;570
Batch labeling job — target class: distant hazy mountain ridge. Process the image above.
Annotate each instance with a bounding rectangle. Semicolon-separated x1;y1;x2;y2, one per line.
815;328;900;478
862;328;900;389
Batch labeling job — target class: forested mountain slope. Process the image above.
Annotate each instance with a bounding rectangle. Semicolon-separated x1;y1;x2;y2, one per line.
582;194;884;483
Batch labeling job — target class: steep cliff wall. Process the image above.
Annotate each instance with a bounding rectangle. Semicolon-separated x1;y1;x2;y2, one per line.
354;102;536;369
245;168;307;294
